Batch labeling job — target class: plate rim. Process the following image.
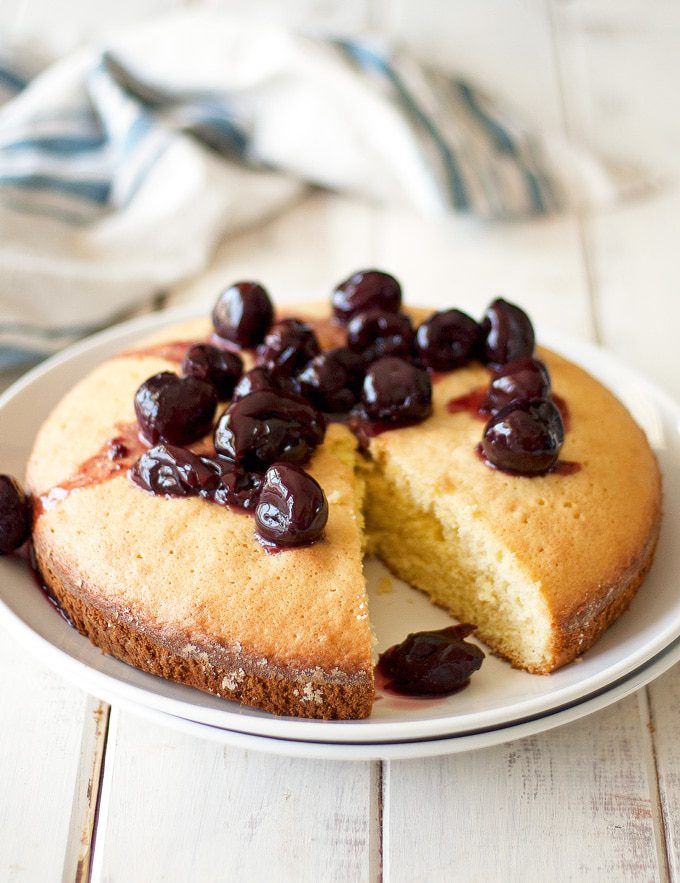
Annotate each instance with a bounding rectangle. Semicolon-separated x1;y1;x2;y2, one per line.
111;634;680;760
1;304;679;743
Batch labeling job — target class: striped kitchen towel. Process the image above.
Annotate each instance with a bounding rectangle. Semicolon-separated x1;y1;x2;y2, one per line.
0;11;632;369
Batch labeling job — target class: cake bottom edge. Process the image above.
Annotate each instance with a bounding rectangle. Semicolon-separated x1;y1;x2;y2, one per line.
33;543;375;722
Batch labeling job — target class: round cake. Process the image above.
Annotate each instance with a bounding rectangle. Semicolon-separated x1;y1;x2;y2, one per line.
25;289;661;720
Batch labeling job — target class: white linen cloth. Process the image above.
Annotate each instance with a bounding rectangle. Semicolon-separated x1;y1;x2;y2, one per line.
0;11;635;368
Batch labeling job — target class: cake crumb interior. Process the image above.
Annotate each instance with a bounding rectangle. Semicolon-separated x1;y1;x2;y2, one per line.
358;450;554;672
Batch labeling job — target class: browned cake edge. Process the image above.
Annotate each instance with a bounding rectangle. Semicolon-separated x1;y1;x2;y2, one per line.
544;506;662;674
33;540;374;721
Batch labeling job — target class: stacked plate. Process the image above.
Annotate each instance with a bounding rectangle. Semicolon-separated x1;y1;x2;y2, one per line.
1;309;679;760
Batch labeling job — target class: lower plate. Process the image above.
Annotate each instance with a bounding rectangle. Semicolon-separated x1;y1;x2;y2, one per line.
118;635;680;760
1;307;679;743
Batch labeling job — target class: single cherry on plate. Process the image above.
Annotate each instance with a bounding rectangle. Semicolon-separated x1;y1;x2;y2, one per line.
481;298;535;367
347;310;415;363
378;624;485;696
130;444;222;497
482;356;551;414
481;398;564;475
361;356;432;426
182;344;243;400
415;308;480;371
214;389;326;470
0;475;30;555
212;281;274;348
134;372;218;445
332;269;402;324
256;318;321;377
255;462;328;547
297;347;365;413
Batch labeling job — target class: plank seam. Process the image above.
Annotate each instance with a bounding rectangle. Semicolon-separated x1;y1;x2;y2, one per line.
83;702;112;883
369;760;385;883
545;0;602;345
640;688;672;883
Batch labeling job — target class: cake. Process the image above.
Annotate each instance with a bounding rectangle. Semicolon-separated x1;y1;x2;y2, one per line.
24;276;662;719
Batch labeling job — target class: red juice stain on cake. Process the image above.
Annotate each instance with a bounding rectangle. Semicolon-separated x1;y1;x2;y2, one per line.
375;624;485;701
446;386;490;420
118;340;202;364
35;422;146;517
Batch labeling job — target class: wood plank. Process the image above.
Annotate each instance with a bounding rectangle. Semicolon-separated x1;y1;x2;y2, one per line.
0;630;107;881
549;0;680;399
91;709;374;882
550;1;680;878
386;698;660;882
648;670;680;880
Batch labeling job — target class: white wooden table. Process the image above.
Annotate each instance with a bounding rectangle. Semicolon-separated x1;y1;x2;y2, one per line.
2;1;680;880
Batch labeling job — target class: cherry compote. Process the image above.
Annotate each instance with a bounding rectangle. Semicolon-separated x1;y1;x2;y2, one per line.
0;475;30;554
182;344;243;400
134;372;217;445
482;356;551;414
481;398;564;475
256;318;320;377
377;624;485;696
360;357;432;426
214;389;326;470
130;444;221;497
347;310;414;363
232;366;300;401
297;347;364;412
482;298;535;367
255;462;328;547
415;308;480;371
212;281;274;348
332;270;402;323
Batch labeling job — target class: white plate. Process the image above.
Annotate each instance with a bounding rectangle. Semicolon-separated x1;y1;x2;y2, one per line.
1;306;679;744
114;635;680;760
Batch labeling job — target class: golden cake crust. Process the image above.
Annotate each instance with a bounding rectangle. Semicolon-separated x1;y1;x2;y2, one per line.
27;305;662;717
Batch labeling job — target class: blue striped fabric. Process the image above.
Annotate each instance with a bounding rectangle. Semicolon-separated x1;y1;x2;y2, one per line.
0;23;621;369
0;39;566;225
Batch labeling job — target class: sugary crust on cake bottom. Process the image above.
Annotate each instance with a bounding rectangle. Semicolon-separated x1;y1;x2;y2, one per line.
34;543;374;721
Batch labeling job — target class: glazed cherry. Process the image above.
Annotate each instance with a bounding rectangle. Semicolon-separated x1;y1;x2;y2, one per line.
482;298;535;366
0;475;30;555
256;318;321;377
481;398;564;475
232;366;300;402
361;357;432;426
212;281;274;348
415;309;480;371
130;445;221;497
483;357;551;414
255;463;328;547
297;348;365;413
182;344;243;400
134;372;217;445
214;389;326;470
213;466;264;511
332;270;402;323
378;625;485;695
347;310;414;363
